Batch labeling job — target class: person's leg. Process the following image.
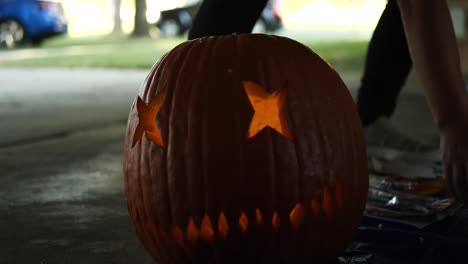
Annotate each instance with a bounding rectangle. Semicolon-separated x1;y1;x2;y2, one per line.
358;0;440;156
188;0;268;39
357;0;412;127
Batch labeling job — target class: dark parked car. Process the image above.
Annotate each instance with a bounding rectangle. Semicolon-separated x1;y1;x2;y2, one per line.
0;0;67;48
156;0;282;37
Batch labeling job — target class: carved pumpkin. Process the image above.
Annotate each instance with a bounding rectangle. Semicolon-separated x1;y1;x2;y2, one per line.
124;34;368;263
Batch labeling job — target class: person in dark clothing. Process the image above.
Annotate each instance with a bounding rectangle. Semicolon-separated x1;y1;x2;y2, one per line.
188;0;468;204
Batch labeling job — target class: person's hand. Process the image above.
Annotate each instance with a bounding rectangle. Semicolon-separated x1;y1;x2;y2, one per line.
441;102;468;204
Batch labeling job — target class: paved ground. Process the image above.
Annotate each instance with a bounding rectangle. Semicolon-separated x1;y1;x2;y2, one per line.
0;68;449;263
0;68;154;263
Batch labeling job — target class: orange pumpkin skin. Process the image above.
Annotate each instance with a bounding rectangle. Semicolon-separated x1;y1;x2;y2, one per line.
124;34;368;263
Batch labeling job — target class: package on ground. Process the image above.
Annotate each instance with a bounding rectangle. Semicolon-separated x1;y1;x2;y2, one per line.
356;161;467;263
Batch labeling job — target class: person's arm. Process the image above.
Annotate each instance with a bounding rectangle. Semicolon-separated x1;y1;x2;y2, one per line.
397;0;468;203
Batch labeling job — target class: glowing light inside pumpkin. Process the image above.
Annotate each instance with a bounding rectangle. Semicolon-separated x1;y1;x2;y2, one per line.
200;214;214;242
272;212;280;231
171;224;184;246
311;198;322;217
238;212;249;234
218;212;229;239
132;90;166;147
243;81;293;141
255;208;263;225
186;216;198;243
289;203;305;231
162;181;344;243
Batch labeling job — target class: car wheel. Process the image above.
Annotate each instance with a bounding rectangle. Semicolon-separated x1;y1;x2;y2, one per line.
252;20;267;34
0;19;25;48
159;19;181;37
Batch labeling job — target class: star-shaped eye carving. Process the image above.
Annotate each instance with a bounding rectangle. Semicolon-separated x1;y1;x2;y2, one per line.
243;81;294;142
132;90;166;147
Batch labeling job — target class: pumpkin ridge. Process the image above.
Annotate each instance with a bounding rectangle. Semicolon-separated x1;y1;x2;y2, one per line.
268;130;278;225
145;145;176;261
322;184;335;218
281;80;305;206
141;58;161;102
180;39;211;229
316;118;331;190
335;178;344;209
137;143;167;261
197;37;224;223
166;40;200;230
145;58;172;232
136;137;145;220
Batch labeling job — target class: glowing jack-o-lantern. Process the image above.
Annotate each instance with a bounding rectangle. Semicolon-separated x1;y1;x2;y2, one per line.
124;34;368;263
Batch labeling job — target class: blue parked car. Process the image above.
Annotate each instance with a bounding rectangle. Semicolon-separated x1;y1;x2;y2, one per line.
0;0;67;48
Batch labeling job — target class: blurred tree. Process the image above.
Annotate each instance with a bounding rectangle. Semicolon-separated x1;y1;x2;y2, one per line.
132;0;149;36
113;0;122;33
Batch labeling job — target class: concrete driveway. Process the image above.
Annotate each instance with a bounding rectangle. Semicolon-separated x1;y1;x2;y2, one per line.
0;68;155;263
0;68;146;147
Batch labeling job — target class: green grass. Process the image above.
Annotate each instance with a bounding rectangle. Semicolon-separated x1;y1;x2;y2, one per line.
0;34;368;72
305;40;367;72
